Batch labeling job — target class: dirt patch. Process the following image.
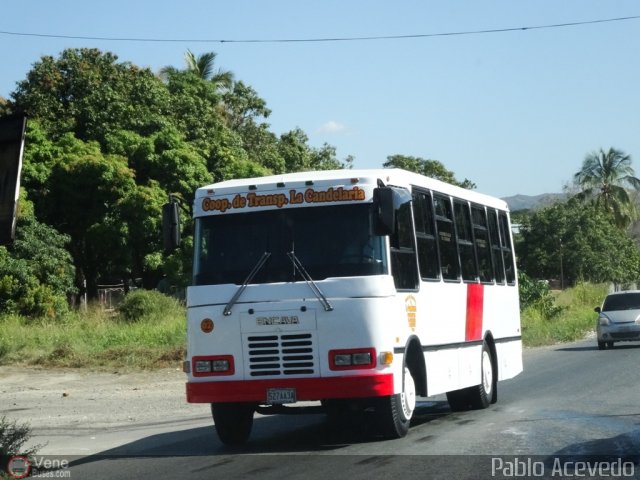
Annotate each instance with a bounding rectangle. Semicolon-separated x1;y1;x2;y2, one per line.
0;365;202;431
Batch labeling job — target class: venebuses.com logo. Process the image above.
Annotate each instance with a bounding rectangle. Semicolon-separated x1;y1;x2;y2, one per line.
4;455;71;478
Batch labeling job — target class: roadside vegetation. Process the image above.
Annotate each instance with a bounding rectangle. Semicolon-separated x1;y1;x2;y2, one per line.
0;416;44;475
520;275;607;347
0;290;185;370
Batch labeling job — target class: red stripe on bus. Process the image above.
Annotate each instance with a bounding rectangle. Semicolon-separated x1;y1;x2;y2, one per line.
186;373;394;403
465;283;484;341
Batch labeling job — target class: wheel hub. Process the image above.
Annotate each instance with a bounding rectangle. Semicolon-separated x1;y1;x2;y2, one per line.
482;350;493;395
400;367;416;419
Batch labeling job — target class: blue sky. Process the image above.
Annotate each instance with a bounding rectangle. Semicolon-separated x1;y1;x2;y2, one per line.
2;1;639;198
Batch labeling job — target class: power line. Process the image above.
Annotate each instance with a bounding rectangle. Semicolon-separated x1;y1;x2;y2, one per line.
0;15;639;44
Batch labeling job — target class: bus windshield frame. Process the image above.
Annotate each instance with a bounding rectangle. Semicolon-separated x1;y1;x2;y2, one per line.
193;203;388;286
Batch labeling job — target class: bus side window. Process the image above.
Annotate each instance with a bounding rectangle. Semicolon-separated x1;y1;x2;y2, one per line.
471;205;494;283
499;212;516;284
390;199;419;290
487;209;505;284
412;191;440;280
434;195;460;281
454;200;478;282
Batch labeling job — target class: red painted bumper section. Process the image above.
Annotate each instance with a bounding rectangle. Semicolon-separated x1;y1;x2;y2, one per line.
186;374;394;403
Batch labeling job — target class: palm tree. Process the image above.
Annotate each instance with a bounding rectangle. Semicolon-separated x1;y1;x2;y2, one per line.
160;50;234;90
574;147;640;228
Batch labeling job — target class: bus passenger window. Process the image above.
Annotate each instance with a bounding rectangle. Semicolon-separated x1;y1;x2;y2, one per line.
487;209;505;284
454;200;478;282
499;212;516;284
390;198;419;290
412;191;440;280
434;195;459;281
472;205;494;283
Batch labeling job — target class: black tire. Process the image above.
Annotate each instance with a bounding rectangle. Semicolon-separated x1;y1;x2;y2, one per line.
598;341;607;350
607;341;614;349
211;402;255;446
376;367;416;438
446;388;472;412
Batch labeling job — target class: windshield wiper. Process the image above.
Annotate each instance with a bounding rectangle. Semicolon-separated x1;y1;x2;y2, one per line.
223;251;271;316
287;251;333;312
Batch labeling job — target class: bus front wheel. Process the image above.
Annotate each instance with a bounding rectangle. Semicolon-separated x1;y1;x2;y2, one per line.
376;366;416;438
211;402;255;446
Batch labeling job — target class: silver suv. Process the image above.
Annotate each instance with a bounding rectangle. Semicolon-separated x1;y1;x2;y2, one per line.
595;291;640;350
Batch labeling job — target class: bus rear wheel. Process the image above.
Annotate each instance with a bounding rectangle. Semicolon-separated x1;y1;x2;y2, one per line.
376;367;416;438
446;342;496;411
468;342;495;409
211;402;255;446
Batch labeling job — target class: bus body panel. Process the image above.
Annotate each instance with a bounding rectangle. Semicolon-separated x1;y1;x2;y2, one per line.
185;276;408;402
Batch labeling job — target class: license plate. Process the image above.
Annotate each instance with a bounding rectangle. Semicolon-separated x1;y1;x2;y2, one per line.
267;387;296;404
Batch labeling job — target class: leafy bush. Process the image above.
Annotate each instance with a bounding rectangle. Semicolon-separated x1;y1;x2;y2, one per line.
0;416;43;474
518;271;564;319
0;216;75;318
117;289;182;322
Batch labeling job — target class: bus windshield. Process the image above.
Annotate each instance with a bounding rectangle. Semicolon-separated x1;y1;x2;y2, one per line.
193;203;387;286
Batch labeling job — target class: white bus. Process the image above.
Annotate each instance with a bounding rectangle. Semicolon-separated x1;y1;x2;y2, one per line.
165;168;522;445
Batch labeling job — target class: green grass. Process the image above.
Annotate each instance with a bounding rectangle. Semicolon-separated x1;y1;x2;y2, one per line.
521;282;608;347
0;297;186;370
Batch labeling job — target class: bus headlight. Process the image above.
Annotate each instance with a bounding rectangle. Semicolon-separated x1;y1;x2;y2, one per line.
329;348;376;370
333;354;352;366
352;352;372;365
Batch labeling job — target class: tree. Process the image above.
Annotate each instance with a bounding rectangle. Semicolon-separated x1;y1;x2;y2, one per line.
218;81;285;173
160;50;234;90
4;47;351;299
574;147;640;228
0;96;9;116
278;128;352;172
0;192;75;317
39;145;136;297
221;81;271;130
518;199;640;286
119;181;168;289
383;155;476;189
10;48;170;146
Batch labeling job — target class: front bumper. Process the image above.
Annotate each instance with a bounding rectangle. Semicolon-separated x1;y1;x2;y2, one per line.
186;373;394;403
598;324;640;342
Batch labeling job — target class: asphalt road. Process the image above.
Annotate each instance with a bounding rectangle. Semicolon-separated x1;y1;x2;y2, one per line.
9;337;640;479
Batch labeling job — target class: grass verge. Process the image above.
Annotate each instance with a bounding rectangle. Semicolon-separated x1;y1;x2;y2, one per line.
521;282;608;347
0;293;185;370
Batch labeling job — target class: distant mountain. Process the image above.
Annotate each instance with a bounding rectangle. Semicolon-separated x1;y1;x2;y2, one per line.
501;193;566;212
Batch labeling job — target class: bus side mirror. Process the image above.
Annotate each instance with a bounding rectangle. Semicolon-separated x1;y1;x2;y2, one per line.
373;187;395;236
162;201;181;251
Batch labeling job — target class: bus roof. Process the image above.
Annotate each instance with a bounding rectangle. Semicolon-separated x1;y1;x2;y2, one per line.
195;168;509;211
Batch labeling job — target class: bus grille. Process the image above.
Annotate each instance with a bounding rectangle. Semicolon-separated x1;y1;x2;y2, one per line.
245;333;316;377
